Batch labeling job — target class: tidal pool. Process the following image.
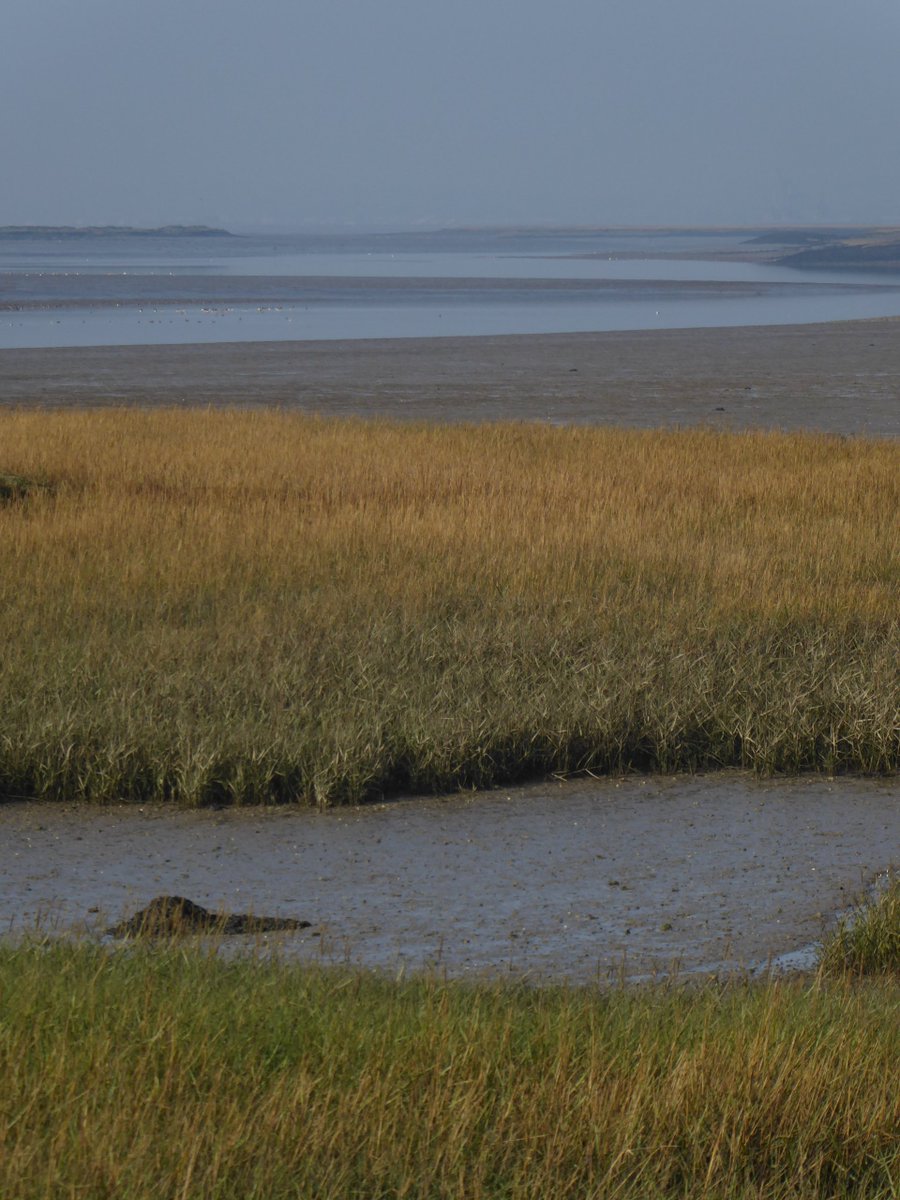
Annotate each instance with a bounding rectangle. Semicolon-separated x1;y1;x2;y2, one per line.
2;773;897;983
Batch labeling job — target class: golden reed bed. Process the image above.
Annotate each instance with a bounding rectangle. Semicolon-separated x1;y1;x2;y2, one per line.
1;409;897;804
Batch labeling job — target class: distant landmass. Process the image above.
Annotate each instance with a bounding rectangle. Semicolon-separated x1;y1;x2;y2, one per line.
776;237;900;270
0;224;234;239
740;226;900;271
744;228;875;247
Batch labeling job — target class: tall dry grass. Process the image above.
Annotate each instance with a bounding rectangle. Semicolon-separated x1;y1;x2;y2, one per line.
0;409;897;804
1;941;898;1199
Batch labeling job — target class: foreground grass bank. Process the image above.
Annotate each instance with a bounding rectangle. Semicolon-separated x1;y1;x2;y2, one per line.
1;940;898;1200
1;410;897;804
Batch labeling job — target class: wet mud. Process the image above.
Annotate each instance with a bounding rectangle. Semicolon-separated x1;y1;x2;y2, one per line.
2;318;900;436
2;774;897;982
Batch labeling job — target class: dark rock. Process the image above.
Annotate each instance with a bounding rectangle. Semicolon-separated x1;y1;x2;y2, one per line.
106;895;311;938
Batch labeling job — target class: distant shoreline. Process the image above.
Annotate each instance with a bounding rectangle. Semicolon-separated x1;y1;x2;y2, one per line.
4;221;900;268
5;273;899;314
0;224;235;240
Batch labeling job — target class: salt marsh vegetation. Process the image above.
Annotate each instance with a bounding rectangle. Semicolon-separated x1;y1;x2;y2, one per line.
0;409;896;805
1;939;898;1199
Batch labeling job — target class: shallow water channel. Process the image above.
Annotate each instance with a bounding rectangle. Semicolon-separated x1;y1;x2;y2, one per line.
6;229;900;349
2;774;897;983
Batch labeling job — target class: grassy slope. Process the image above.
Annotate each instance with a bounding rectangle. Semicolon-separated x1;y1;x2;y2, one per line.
1;410;897;805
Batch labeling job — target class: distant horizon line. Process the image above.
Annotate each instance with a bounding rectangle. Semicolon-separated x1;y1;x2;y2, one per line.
5;220;900;238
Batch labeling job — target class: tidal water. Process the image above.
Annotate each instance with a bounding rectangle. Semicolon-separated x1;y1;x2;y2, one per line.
3;228;900;350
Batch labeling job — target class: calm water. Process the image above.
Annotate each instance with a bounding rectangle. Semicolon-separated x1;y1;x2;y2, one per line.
3;229;900;349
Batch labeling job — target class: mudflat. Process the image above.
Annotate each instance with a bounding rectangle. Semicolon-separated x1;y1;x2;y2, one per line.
3;775;898;981
2;317;899;435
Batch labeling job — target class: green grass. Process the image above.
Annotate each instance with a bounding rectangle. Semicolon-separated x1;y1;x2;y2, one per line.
1;940;898;1199
819;877;900;977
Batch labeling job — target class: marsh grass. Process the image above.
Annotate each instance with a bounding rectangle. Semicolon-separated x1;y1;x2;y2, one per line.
0;410;897;805
819;877;900;977
0;940;898;1199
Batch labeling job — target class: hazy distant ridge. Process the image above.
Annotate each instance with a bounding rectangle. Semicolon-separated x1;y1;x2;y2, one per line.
776;237;900;270
0;224;234;239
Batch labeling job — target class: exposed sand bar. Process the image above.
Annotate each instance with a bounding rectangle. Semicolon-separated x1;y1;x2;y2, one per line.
2;317;899;435
4;272;897;309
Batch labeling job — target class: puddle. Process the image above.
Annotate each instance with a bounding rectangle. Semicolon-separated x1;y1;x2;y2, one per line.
1;773;897;983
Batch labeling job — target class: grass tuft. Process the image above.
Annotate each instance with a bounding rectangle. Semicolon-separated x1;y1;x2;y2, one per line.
819;878;900;977
0;471;50;503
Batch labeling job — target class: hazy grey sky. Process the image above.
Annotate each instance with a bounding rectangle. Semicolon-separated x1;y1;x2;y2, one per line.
4;0;900;230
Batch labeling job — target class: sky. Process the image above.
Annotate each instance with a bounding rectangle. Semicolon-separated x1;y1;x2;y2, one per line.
3;0;900;231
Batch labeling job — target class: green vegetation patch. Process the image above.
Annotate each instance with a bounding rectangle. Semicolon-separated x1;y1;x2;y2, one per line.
819;877;900;977
0;472;51;503
0;942;898;1199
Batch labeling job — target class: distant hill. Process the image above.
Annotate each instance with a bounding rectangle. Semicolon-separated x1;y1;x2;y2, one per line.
744;228;874;247
776;238;900;270
0;224;235;239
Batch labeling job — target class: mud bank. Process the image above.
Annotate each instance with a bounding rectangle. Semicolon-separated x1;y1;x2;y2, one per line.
2;318;899;436
2;774;897;982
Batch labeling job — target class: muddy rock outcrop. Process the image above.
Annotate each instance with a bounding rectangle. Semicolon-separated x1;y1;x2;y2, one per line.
106;895;312;938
